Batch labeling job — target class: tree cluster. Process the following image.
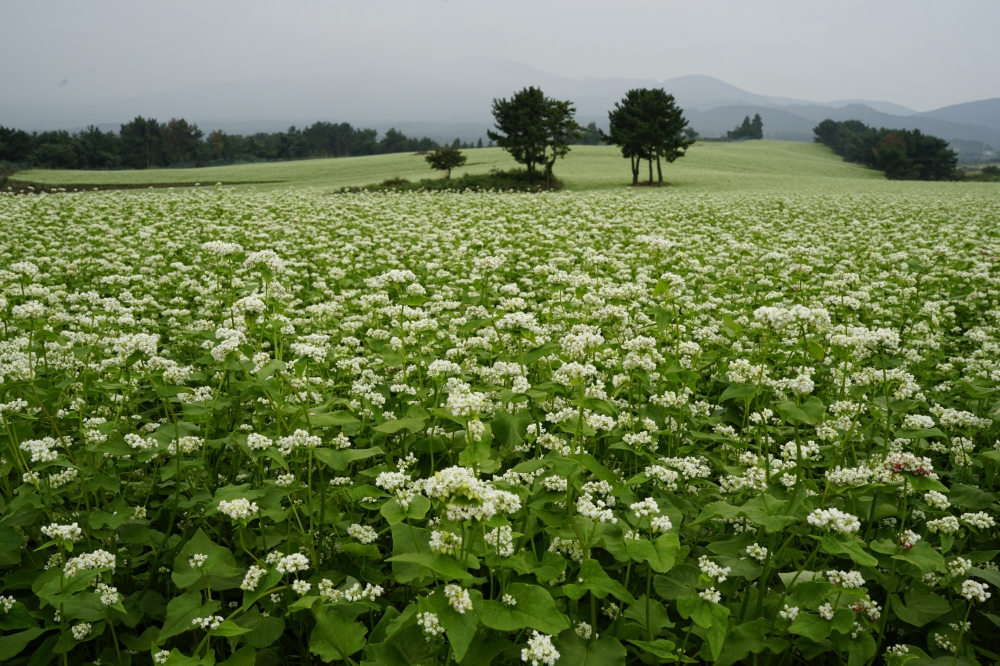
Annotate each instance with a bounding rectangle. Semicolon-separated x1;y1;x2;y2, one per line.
0;119;454;170
727;114;763;141
605;88;694;185
813;119;958;180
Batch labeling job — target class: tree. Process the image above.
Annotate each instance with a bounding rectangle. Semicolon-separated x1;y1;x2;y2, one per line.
161;118;203;164
488;86;581;187
425;147;467;179
476;138;483;148
751;114;764;140
727;114;762;141
120;116;164;169
606;88;694;185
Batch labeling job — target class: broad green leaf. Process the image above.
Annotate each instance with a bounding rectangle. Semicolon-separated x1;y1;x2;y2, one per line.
890;583;951;627
380;496;430;525
846;631;876;666
309;607;367;662
313;447;384;471
480;583;569;635
553;630;627;666
0;526;26;552
561;559;636;604
787;613;831;641
715;618;768;666
218;646;256;666
171;528;242;590
719;383;760;403
0;628;47;660
159;590;220;641
212;620;252;637
386;552;472;582
627;639;677;661
421;587;483;662
819;536;878;567
892;540;945;575
242;567;283;610
624;595;674;636
309;411;360;427
373;417;426;434
625;533;679;573
894;428;947;440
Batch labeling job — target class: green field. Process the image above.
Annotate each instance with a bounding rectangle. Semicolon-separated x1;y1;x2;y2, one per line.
10;141;897;193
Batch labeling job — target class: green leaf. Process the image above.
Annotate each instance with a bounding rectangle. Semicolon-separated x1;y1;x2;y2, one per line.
309;411;360;427
421;587;483;662
894;428;947;440
171;528;242;590
385;552;472;582
309;607;367;662
373;417;426;434
892;540;945;575
806;339;825;362
218;646;256;666
0;628;47;660
846;631;876;666
242;567;282;610
740;494;796;533
719;383;760;403
627;639;677;661
625;533;679;573
491;410;528;447
675;593;729;659
480;583;570;635
819;536;878;567
561;559;636;604
890;583;951;627
380;495;431;525
624;595;674;636
458;426;492;467
554;630;627;666
159;590;221;641
715;618;768;666
0;526;26;552
787;613;832;641
212;620;252;637
313;447;384;471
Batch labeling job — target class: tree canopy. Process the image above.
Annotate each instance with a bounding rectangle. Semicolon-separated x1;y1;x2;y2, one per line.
728;114;763;140
813;119;957;180
487;87;581;188
424;147;467;179
605;88;694;185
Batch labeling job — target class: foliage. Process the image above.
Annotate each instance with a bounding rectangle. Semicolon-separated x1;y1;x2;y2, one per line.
813;119;958;180
0;120;448;170
487;87;582;188
424;148;467;179
339;168;561;193
728;115;764;141
605;89;694;185
0;186;999;666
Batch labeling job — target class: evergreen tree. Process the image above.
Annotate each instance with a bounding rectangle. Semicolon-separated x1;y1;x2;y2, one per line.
606;88;693;185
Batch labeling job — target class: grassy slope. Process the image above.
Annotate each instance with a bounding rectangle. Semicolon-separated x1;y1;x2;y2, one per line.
9;141;900;193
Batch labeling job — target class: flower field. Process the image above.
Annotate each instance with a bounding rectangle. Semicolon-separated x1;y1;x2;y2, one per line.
1;185;1000;666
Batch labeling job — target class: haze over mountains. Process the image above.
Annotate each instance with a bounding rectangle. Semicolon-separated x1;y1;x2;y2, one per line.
2;59;998;154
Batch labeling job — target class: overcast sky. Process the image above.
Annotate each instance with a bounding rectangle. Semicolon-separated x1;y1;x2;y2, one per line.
2;0;997;113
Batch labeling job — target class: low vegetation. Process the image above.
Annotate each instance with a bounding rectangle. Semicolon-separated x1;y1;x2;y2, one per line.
813;120;958;180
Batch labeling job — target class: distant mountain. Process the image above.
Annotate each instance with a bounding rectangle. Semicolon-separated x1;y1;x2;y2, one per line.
0;58;995;150
916;98;1000;134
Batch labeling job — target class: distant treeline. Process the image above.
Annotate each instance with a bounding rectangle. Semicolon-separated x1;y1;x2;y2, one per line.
813;119;957;180
0;117;606;171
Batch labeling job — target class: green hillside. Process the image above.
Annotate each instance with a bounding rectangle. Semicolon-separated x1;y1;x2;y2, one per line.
10;141;890;193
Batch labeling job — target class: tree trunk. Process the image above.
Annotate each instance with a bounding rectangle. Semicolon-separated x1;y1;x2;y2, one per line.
631;155;639;185
648;158;653;184
656;152;663;184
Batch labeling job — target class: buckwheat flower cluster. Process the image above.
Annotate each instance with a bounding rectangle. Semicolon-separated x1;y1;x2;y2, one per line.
189;553;208;568
124;433;157;451
575;480;617;524
246;433;272;451
63;550;116;577
154;651;170;665
521;631;560;666
961;579;991;603
41;522;83;542
292;580;312;596
276;429;322;456
698;556;731;583
485;526;514;557
643;464;679;490
429;530;462;555
71;623;92;640
218;498;259;521
961;512;996;529
948;558;972;577
630;498;659;518
699;587;722;603
899;530;921;549
926;516;961;534
924;491;950;511
191;615;224;630
746;544;769;563
167;436;202;455
807;508;861;533
574;621;593;639
96;583;121;606
0;596;17;613
650;515;673;532
827;570;865;588
883;452;935;478
421;465;521;522
444;584;474;614
272;553;310;574
241;565;267;591
417;611;444;639
348;523;379;545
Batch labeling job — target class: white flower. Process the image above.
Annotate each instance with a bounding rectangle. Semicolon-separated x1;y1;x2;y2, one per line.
650;515;673;533
485;526;515;557
948;558;972;577
154;651;170;665
96;583;120;606
699;587;722;603
807;508;861;533
521;631;560;666
189;553;208;568
961;512;996;529
779;605;799;621
962;579;991;603
746;544;769;563
417;611;444;639
71;623;92;640
444;584;474;614
347;523;379;544
818;603;835;620
574;621;593;639
241;565;267;591
923;491;950;511
191;615;224;630
698;556;731;583
274;553;310;574
292;579;312;596
926;516;961;534
63;550;116;578
502;593;517;607
41;522;83;542
826;570;865;588
218;498;259;521
630;498;659;518
0;596;17;613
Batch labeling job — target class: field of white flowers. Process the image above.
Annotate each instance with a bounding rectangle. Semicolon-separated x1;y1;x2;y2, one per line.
1;186;1000;666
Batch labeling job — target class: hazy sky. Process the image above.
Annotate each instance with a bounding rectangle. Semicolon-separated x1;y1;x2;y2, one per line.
2;0;998;112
